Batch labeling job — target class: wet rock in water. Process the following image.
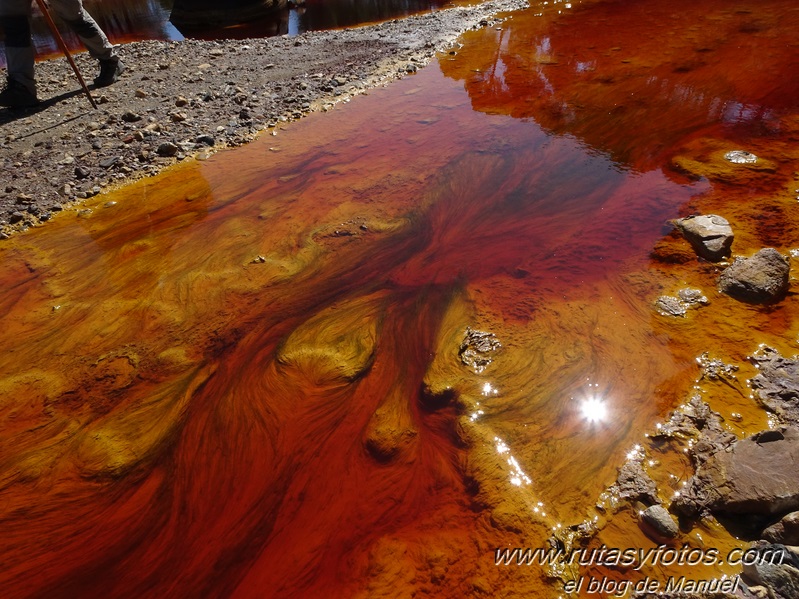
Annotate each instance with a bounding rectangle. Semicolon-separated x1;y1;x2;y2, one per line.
741;541;799;599
673;427;799;517
673;214;734;261
650;395;737;467
655;295;686;317
640;504;679;540
750;347;799;425
718;248;790;304
725;150;759;164
458;327;501;374
678;287;708;306
697;352;740;383
608;459;658;505
655;288;708;317
762;511;799;545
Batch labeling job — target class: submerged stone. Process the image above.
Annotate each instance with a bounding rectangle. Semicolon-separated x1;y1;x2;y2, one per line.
718;248;790;303
459;327;501;374
673;214;733;261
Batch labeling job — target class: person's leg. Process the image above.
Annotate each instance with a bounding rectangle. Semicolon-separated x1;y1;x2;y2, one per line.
0;0;37;99
48;0;123;86
48;0;115;60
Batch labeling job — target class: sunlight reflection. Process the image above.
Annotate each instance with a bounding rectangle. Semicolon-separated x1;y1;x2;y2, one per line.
495;436;532;487
576;381;611;425
580;396;607;423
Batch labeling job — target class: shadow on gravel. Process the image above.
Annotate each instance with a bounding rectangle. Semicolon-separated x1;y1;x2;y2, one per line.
0;88;87;135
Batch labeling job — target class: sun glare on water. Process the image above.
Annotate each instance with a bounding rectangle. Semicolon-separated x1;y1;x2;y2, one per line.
580;396;608;424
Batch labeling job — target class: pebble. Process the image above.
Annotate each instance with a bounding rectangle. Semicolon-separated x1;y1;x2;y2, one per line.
121;111;142;122
156;142;179;157
100;156;121;169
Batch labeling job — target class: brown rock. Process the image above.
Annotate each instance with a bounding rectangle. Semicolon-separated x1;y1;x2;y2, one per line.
674;427;799;517
762;511;799;544
750;347;799;424
674;214;733;261
718;248;790;304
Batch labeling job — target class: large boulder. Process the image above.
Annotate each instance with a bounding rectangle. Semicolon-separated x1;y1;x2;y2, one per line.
673;427;799;517
674;214;734;261
718;248;790;303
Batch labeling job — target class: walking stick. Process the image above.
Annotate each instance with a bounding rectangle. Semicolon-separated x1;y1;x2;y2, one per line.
33;0;97;109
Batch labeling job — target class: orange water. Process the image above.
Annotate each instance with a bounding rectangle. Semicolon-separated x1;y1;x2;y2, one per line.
2;0;799;596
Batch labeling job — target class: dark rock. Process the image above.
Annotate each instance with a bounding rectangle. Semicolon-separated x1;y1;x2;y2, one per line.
74;166;91;179
640;504;679;540
674;214;734;261
674;427;799;517
156;142;179;157
99;156;120;169
762;511;799;545
742;542;799;599
750;347;799;424
196;134;215;146
718;248;790;303
121;110;142;122
27;204;40;215
9;211;24;224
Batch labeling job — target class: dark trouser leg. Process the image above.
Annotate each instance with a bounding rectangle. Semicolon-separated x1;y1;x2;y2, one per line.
49;0;115;61
0;13;36;95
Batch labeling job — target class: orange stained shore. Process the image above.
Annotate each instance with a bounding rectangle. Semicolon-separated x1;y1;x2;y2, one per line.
1;0;799;597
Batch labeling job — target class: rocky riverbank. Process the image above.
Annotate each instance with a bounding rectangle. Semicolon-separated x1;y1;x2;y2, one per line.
0;0;527;238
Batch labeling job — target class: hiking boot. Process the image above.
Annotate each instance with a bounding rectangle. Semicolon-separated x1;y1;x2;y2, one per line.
94;57;124;87
0;79;39;108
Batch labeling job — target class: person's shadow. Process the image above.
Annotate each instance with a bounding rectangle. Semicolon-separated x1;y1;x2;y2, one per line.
0;87;87;131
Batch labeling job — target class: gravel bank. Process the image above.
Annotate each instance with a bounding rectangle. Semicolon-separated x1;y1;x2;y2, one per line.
0;0;527;239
